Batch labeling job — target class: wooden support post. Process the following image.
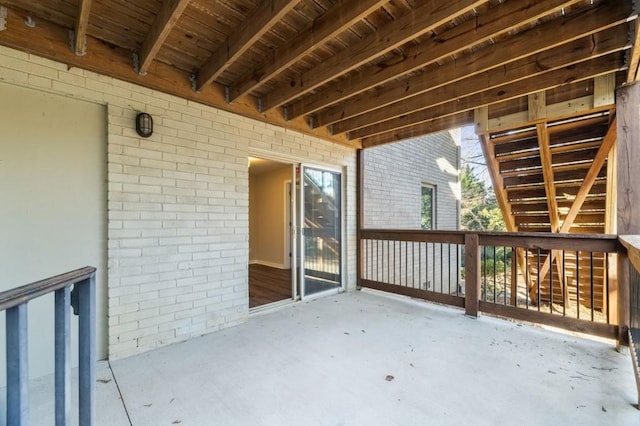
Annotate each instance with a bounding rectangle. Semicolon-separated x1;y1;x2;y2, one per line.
474;106;489;135
615;82;640;349
465;233;480;317
528;91;547;121
594;73;616;107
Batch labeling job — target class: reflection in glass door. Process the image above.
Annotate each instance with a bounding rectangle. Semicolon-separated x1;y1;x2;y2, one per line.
301;166;342;297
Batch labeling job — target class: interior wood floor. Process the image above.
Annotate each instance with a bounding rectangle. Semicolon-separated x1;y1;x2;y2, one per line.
249;264;292;308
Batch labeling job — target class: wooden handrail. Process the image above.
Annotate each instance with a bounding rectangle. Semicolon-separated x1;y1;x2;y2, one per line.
0;266;96;311
360;229;618;252
620;235;640;273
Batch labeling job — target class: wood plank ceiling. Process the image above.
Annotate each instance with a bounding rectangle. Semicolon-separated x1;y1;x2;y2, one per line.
0;0;636;148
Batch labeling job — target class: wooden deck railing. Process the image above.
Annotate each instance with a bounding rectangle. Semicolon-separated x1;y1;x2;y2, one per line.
359;230;621;339
1;267;96;426
620;236;640;407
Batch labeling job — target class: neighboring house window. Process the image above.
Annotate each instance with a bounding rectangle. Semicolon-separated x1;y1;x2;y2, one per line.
421;184;436;230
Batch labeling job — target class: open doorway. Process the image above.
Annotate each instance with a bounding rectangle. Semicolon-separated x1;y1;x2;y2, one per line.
248;157;295;308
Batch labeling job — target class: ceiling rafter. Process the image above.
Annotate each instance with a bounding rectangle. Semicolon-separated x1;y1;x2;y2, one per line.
227;0;388;103
137;0;190;75
195;0;300;92
288;0;589;121
346;52;627;140
73;0;93;55
361;112;473;148
332;25;628;135
314;2;630;128
260;0;486;112
0;5;355;147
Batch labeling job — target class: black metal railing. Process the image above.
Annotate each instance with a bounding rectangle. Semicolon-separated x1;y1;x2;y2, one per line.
1;267;96;426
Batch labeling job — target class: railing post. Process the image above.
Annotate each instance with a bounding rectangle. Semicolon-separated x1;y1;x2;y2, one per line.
77;274;96;426
6;303;28;426
618;249;630;351
465;233;480;317
55;287;72;426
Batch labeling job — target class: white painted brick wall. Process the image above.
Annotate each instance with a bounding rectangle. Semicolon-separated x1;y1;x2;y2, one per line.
0;46;356;360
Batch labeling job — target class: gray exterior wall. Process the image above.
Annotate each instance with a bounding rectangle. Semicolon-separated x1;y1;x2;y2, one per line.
363;131;461;230
362;131;461;293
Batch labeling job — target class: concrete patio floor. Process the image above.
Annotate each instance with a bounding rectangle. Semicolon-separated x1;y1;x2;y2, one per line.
13;290;640;425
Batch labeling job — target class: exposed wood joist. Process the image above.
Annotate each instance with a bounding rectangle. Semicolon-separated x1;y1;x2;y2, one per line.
535;117;617;286
337;28;626;136
227;0;388;103
361;112;473;148
73;0;93;55
292;0;594;122
315;2;626;128
347;52;626;140
195;0;300;92
335;26;628;136
137;0;190;75
0;6;355;147
260;0;485;112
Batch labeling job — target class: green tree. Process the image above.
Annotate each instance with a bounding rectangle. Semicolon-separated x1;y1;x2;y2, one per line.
460;165;505;232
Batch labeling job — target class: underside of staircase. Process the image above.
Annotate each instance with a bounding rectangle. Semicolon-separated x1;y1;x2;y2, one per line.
480;107;617;312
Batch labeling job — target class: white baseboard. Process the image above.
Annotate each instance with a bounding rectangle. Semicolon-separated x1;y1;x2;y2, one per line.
249;260;288;269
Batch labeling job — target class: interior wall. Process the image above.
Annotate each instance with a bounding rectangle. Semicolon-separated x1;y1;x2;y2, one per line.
249;165;291;268
0;82;107;383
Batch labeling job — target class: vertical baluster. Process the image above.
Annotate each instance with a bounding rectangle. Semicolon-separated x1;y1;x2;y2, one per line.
525;249;529;310
7;303;28;426
536;249;541;311
55;287;71;426
493;246;497;303
562;250;567;317
482;246;487;302
78;275;96;426
456;244;460;296
550;251;554;315
440;243;444;293
576;251;580;320
590;252;594;322
606;253;610;324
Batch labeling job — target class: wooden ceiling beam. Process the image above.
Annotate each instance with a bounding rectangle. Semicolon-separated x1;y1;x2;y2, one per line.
314;2;627;128
195;0;300;92
346;52;626;140
73;0;93;55
260;0;486;112
335;26;627;135
227;0;388;102
360;111;473;148
137;0;190;75
289;0;595;121
0;6;355;148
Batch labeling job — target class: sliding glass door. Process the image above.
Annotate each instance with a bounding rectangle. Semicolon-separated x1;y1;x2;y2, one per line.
300;166;342;298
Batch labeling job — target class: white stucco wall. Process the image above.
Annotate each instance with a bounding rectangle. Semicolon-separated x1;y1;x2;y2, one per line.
0;45;356;361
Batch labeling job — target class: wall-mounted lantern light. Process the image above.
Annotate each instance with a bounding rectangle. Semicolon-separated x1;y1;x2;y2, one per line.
135;112;153;138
